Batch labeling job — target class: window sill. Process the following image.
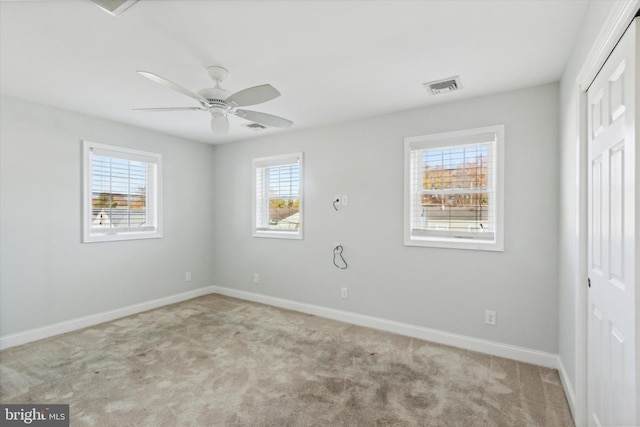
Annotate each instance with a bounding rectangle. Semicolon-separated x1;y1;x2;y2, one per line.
83;230;162;243
404;235;503;252
253;230;302;240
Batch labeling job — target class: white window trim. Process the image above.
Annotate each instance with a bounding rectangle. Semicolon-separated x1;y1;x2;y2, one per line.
82;140;163;243
252;152;303;240
404;125;504;251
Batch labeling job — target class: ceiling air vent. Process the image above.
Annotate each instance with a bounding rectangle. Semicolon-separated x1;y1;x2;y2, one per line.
423;76;462;95
245;123;267;131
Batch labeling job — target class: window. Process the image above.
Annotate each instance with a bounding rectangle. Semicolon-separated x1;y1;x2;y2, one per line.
82;141;162;243
404;125;504;251
253;152;303;239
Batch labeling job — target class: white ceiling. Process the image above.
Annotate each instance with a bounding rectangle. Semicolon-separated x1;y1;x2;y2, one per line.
0;0;589;144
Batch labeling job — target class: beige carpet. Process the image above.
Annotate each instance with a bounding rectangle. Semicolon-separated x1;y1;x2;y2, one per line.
0;294;574;426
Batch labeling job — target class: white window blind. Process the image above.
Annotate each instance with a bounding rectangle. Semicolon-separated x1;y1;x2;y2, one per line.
83;141;162;243
404;125;504;251
253;152;303;239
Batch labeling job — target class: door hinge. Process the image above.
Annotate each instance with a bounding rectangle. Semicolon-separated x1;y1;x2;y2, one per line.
588;277;591;288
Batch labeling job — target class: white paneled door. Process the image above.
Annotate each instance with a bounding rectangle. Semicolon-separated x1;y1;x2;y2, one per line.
587;17;638;427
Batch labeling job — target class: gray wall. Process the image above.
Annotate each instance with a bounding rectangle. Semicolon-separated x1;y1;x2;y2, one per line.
213;83;560;353
1;83;560;354
0;95;217;336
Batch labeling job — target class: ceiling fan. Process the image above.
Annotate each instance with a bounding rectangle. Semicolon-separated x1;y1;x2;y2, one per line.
135;66;293;134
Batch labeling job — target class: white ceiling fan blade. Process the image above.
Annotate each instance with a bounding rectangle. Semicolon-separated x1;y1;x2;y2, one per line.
226;84;281;107
137;71;210;106
211;114;230;134
133;107;206;112
235;110;293;128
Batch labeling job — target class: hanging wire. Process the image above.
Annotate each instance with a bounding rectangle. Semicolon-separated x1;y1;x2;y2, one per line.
333;245;348;269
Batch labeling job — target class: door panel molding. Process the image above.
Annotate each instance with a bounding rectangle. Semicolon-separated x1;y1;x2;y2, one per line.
572;4;640;425
587;16;637;427
577;0;640;91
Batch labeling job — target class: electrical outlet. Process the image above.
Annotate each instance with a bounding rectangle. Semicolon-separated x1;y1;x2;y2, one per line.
485;310;497;326
341;194;349;206
185;272;191;282
253;273;259;284
341;287;348;299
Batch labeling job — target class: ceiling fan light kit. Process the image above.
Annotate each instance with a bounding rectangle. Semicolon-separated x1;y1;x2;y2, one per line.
135;66;293;135
210;113;230;134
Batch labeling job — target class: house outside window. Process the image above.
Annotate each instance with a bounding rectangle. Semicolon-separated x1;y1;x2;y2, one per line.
82;140;162;243
253;152;303;239
404;125;504;251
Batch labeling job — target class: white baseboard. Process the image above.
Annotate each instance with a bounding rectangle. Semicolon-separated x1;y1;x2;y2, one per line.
1;284;562;371
211;286;561;369
0;286;216;350
1;284;573;412
0;281;579;427
557;357;577;419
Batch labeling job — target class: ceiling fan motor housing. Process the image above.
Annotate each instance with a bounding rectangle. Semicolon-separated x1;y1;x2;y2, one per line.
198;87;231;115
